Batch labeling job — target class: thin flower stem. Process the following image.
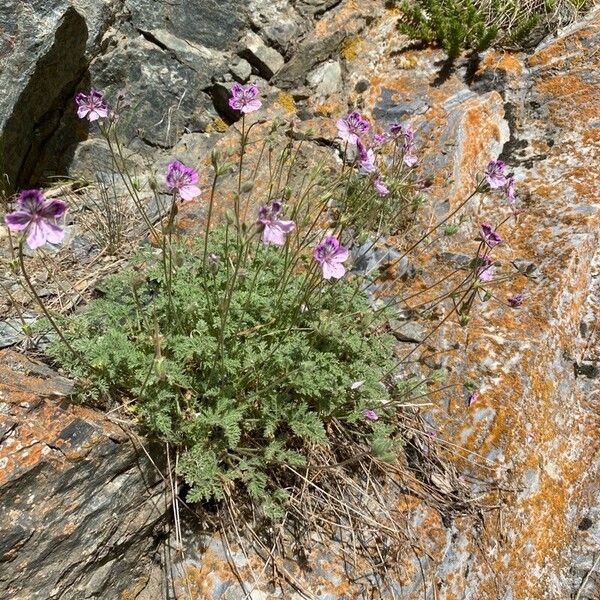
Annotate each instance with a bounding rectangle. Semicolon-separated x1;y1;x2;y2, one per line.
388;182;485;272
17;242;92;370
202;170;219;270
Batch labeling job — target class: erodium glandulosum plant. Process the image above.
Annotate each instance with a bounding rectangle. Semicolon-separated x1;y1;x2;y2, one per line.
4;85;523;518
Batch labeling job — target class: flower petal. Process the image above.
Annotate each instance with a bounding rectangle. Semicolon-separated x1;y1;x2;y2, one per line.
5;211;32;231
40;199;67;219
276;219;295;233
263;225;285;246
179;185;201;201
40;220;65;245
322;261;346;280
26;222;47;249
333;246;349;263
241;99;262;113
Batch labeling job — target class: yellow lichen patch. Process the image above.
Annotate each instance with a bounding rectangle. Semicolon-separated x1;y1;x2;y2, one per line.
206;117;228;133
277;91;296;113
396;53;418;70
341;35;363;61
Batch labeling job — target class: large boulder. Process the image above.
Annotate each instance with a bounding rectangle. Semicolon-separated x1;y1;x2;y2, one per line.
0;350;167;599
0;0;117;188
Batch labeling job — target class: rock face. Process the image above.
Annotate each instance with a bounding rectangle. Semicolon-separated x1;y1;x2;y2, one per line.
0;350;167;599
1;0;599;598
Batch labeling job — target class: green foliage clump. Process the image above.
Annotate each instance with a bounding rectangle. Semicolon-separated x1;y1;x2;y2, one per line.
49;232;403;516
398;0;499;59
396;0;593;58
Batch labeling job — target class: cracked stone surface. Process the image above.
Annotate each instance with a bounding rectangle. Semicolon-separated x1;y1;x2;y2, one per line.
0;350;168;600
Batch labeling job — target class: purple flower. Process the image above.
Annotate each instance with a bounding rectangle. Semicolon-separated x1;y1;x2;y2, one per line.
75;88;109;122
467;392;478;407
228;83;262;114
506;176;516;204
363;409;379;421
357;140;376;174
4;189;66;250
314;235;349;280
166;160;201;201
372;133;389;148
403;151;418;167
477;257;495;282
351;380;365;390
485;160;507;189
257;200;295;246
336;111;369;145
479;223;502;248
374;178;389;197
508;293;524;307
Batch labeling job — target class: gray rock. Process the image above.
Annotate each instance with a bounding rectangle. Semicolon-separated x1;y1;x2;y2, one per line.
0;350;168;600
295;0;343;18
274;31;345;89
230;57;253;83
439;252;473;269
0;313;38;349
352;240;407;277
125;0;246;51
239;31;285;79
136;28;227;81
389;319;428;343
246;0;305;52
89;35;218;148
306;60;343;97
0;0;103;187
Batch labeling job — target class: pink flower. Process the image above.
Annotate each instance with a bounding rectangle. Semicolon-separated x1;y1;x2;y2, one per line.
336;111;369;145
357;139;376;174
228;83;262;114
166;160;201;201
257;200;295;246
363;409;379;421
479;223;502;248
506;176;516;204
314;235;349;280
4;189;66;250
477;257;495;282
374;178;389;196
485;160;507;189
75;88;109;122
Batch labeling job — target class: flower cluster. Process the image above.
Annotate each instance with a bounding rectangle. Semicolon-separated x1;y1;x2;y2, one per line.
5;189;67;250
335;112;421;198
